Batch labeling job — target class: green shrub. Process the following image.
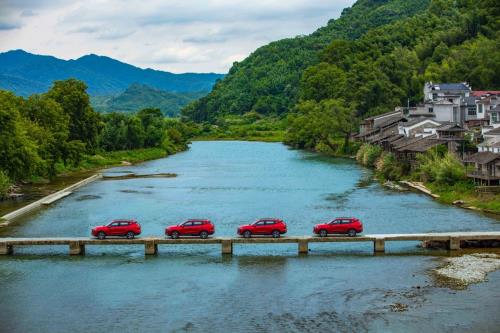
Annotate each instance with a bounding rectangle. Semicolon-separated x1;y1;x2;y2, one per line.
356;144;383;167
0;170;11;199
416;150;467;185
375;152;403;180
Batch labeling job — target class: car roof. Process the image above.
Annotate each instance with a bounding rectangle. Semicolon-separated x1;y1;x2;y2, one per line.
187;219;211;222
112;219;137;223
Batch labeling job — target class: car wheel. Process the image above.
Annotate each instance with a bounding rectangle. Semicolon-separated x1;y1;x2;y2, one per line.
97;231;106;240
126;231;135;239
171;231;180;239
348;229;357;237
243;230;252;238
200;231;209;239
319;229;328;237
272;230;281;238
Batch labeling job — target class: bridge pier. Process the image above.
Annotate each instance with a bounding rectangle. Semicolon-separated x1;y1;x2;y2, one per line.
221;240;233;255
374;239;385;253
449;237;461;251
69;241;85;255
0;243;13;255
298;240;308;254
145;241;158;255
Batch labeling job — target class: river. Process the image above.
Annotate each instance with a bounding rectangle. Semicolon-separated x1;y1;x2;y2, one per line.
0;141;499;332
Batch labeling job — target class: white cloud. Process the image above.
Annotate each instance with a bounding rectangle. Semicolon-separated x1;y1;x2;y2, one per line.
0;0;355;73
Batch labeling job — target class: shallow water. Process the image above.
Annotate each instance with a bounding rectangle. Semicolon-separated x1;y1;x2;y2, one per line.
1;141;499;332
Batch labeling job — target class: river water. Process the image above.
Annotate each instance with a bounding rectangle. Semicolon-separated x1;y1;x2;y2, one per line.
0;141;499;332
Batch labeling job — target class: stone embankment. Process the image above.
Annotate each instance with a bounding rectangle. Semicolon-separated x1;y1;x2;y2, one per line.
0;174;102;226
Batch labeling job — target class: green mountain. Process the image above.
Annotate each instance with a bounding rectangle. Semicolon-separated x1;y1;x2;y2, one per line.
91;84;207;117
182;0;431;122
283;0;499;150
0;50;224;96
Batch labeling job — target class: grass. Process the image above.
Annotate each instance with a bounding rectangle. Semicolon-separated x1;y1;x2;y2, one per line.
426;182;500;214
54;147;172;175
193;130;284;142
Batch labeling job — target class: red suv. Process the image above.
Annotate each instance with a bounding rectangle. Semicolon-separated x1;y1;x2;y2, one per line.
237;218;287;238
313;217;363;237
91;220;141;239
165;219;215;239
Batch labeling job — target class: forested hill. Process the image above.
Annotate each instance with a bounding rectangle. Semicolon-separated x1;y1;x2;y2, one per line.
0;50;224;96
91;84;207;117
182;0;431;122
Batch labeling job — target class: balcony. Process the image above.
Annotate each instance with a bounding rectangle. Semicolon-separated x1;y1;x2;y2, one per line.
467;171;500;180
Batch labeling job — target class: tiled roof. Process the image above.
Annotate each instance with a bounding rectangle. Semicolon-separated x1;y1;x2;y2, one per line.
398;136;444;152
436;123;466;132
464;152;500;164
402;117;440;127
364;110;401;121
432;83;470;91
484;127;500;136
472;91;500;97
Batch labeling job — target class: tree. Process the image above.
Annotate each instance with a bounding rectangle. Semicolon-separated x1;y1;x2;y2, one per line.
0;90;41;179
47;79;101;152
22;95;70;176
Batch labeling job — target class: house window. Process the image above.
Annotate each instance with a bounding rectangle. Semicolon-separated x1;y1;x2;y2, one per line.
428;107;433;113
467;106;477;116
478;104;484;113
492;112;499;123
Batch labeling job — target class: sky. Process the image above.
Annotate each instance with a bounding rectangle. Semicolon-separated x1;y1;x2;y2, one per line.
0;0;355;73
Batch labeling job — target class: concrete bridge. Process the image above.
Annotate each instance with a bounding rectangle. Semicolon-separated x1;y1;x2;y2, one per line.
1;232;499;256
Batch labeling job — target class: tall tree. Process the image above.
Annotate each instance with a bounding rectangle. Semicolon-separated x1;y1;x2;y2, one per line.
47;79;101;152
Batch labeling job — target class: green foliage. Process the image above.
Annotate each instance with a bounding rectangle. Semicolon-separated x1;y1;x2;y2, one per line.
182;0;431;122
356;144;383;167
0;170;11;198
0;80;195;185
47;79;101;152
193;114;286;142
285;99;358;153
0;90;42;180
416;150;467;185
375;152;403;180
91;84;208;117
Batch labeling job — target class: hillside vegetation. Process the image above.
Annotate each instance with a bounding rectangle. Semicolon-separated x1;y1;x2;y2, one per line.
182;0;431;122
91;84;207;117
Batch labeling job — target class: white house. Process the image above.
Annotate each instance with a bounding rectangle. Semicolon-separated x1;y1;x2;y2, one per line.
424;82;471;102
398;118;442;138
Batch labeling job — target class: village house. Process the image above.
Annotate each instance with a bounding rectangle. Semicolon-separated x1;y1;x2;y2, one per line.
464;151;500;186
356;82;500;183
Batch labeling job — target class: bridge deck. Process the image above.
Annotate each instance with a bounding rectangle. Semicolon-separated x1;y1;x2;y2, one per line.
1;232;499;255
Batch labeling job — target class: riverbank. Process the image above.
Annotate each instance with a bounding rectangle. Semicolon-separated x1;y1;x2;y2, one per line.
398;181;500;216
193;134;283;142
352;143;500;216
1;174;103;225
0;146;186;217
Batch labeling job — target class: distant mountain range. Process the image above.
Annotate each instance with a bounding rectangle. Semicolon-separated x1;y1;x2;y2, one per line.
91;83;207;117
0;50;224;96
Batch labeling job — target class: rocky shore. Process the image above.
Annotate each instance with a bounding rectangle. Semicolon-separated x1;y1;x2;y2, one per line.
433;253;500;289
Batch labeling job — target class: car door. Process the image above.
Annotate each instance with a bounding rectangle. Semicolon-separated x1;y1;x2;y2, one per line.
265;220;276;233
108;222;121;235
329;219;341;233
253;220;266;234
192;221;203;234
341;219;353;233
181;221;194;235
